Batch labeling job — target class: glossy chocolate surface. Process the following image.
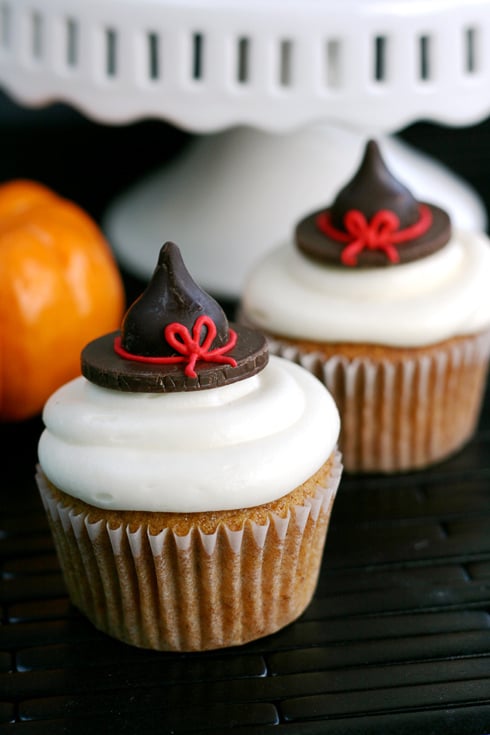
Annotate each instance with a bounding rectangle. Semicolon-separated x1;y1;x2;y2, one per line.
296;140;451;267
82;241;269;391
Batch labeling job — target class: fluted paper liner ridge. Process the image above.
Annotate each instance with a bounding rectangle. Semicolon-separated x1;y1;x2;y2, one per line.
36;451;341;651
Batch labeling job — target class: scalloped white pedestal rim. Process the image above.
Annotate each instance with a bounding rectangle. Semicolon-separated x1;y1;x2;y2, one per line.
0;0;489;133
103;126;487;298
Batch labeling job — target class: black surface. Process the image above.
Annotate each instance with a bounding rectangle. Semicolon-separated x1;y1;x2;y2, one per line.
1;92;490;733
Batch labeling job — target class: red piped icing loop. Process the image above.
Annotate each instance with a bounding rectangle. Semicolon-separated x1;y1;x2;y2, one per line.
315;204;432;266
113;315;238;378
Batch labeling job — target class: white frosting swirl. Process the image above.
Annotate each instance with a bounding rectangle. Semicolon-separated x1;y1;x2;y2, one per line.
241;232;490;346
38;356;339;512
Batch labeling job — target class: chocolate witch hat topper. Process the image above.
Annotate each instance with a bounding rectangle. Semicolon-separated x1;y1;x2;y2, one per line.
296;140;451;268
82;242;268;392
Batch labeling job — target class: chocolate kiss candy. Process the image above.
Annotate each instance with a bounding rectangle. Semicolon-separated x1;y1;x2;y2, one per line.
330;140;420;230
121;241;230;357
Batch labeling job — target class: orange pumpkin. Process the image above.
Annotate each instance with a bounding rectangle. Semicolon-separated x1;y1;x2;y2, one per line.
0;180;125;421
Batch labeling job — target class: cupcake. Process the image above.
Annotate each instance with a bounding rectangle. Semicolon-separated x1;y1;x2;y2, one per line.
240;140;490;473
36;241;341;651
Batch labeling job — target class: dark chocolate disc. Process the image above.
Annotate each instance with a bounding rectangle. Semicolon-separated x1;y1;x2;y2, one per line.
82;324;269;392
296;203;451;268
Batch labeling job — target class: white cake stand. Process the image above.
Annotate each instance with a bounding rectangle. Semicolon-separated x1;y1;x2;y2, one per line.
1;0;490;296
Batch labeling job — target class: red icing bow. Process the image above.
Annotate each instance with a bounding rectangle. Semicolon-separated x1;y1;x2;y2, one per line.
114;315;238;378
316;204;432;266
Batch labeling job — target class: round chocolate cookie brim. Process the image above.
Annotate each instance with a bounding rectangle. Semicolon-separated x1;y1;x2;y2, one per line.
295;202;451;268
81;324;269;392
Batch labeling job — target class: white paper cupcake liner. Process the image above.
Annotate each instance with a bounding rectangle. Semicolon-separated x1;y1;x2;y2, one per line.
269;332;490;473
36;451;342;651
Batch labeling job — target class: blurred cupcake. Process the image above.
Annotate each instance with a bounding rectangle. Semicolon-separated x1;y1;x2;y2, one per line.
240;140;490;473
36;241;341;651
